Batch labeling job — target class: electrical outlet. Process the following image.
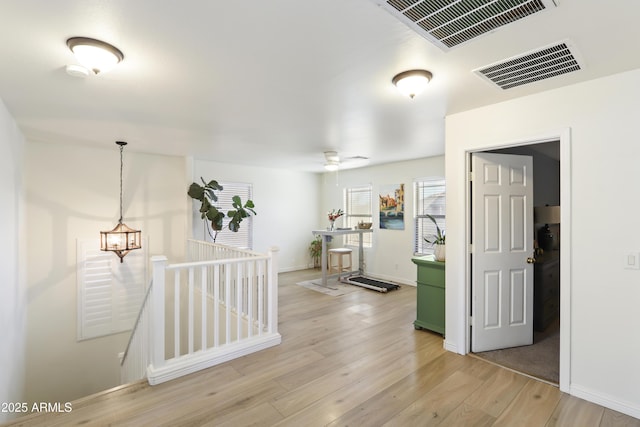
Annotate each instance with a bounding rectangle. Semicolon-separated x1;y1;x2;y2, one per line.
624;252;640;270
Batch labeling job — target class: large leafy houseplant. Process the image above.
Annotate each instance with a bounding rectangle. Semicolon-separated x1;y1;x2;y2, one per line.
188;178;256;243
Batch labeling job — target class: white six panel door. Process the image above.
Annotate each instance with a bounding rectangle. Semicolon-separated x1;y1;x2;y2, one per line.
471;153;534;352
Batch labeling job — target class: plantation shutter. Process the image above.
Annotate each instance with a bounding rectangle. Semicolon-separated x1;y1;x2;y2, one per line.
211;182;253;249
77;239;147;340
414;178;446;255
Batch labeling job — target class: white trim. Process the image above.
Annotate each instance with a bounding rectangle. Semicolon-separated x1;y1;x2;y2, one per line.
443;340;459;353
462;128;572;393
146;333;281;385
558;128;571;393
570;384;640;420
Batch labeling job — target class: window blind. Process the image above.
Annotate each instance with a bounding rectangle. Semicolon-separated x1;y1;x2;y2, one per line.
210;182;254;249
344;185;372;247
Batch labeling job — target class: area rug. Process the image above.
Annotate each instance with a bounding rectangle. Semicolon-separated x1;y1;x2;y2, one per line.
296;279;359;297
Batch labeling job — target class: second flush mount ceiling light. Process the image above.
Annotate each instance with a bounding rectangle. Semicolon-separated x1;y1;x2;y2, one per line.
392;69;433;99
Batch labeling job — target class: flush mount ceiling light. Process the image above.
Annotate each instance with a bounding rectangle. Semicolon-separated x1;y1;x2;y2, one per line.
392;69;433;99
100;141;141;262
66;37;124;75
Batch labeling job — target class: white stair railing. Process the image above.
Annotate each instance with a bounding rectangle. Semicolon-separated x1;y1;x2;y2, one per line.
130;240;279;385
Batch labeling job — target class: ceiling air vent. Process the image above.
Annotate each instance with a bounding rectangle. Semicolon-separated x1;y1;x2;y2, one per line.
473;40;583;90
372;0;558;51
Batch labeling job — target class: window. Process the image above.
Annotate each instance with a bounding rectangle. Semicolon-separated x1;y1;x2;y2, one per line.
210;182;254;249
414;178;446;255
344;185;373;247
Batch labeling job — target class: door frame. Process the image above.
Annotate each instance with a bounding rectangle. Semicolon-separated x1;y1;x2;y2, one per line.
464;129;572;392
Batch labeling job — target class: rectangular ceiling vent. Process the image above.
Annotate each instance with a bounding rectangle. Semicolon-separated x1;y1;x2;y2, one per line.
473;41;583;90
372;0;558;51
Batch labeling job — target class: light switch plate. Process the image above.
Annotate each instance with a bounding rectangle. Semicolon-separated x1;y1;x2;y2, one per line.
624;252;640;270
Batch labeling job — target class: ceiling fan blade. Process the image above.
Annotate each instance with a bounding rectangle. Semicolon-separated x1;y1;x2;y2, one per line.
343;155;369;162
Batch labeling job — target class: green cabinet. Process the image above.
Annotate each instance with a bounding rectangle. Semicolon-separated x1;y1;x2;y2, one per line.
411;256;445;335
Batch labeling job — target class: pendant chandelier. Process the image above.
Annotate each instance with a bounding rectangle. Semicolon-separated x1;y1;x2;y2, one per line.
100;141;141;262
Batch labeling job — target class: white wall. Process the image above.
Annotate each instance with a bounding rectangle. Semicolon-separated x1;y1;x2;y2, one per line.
192;159;321;271
24;141;188;404
320;156;445;285
445;69;640;418
0;99;26;423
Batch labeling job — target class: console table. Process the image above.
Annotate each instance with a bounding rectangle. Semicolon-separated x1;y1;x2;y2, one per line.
311;228;372;287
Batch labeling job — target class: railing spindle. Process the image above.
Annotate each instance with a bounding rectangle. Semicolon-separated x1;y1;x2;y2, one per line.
247;261;253;338
174;270;180;358
201;266;207;350
236;263;243;341
214;264;220;347
225;263;231;344
188;267;194;354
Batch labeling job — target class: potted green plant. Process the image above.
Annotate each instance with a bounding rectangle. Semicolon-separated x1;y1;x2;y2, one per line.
309;235;323;268
187;178;256;243
423;214;445;261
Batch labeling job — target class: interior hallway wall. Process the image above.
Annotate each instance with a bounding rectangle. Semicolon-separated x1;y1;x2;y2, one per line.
445;68;640;418
0;99;26;423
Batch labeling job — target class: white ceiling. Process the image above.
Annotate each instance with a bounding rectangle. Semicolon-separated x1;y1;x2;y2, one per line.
1;0;639;172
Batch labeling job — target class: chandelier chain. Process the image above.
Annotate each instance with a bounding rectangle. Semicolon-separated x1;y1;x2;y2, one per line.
119;143;124;223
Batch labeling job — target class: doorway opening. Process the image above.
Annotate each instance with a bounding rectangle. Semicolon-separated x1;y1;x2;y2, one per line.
470;140;561;385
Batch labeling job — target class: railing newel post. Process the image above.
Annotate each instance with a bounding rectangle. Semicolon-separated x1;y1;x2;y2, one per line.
151;256;168;371
267;246;279;334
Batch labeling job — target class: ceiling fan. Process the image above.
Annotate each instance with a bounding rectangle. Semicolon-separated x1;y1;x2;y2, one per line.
323;151;369;171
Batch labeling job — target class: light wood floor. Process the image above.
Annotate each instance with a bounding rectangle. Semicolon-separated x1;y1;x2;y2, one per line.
6;269;640;427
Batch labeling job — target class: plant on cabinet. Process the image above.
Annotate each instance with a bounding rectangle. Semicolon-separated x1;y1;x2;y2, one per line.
423;214;445;262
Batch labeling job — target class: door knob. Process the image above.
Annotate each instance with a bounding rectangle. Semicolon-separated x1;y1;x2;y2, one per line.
527;257;536;264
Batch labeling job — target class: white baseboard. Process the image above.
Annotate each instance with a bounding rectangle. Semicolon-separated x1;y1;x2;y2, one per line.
443;339;459;354
147;333;282;385
278;264;313;273
570;383;640;420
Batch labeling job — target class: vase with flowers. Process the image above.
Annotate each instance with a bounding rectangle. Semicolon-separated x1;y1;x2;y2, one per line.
327;209;344;231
